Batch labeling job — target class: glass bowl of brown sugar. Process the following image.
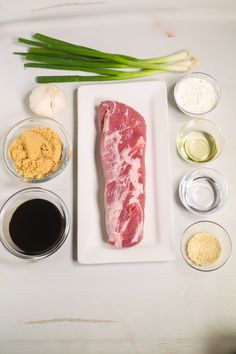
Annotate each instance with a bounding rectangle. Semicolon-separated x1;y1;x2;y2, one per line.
3;117;71;183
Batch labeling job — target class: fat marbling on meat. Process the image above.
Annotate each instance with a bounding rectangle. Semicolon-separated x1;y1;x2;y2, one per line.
98;100;146;248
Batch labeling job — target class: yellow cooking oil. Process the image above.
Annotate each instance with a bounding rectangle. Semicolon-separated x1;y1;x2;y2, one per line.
178;131;218;163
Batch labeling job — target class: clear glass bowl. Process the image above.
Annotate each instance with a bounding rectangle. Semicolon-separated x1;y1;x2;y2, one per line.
3;117;71;183
0;188;70;260
181;221;231;271
179;168;228;214
176;118;224;164
174;72;221;116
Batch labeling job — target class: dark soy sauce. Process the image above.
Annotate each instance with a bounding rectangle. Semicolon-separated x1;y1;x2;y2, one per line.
9;199;63;255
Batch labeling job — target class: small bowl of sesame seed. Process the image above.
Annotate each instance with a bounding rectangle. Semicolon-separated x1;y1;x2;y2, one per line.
181;221;231;271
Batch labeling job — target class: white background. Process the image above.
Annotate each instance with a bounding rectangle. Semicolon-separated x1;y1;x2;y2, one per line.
0;1;236;353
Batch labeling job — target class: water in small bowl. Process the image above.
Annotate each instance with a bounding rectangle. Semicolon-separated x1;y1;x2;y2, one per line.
179;168;228;214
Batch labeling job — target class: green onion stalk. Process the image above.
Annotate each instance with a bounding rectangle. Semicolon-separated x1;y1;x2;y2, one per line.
15;33;197;83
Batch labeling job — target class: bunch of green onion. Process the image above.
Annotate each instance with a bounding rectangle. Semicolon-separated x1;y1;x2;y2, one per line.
15;33;197;83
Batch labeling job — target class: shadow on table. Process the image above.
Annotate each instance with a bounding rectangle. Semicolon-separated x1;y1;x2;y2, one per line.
168;83;179;112
207;333;236;354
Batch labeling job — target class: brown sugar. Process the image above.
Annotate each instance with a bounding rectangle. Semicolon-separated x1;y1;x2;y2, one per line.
9;127;63;180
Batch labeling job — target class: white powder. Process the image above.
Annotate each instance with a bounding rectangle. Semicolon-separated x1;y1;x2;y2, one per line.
175;77;218;114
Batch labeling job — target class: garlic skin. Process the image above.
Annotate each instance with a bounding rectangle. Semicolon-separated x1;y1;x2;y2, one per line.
29;84;66;118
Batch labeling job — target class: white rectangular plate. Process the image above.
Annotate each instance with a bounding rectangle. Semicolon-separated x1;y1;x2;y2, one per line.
77;80;174;264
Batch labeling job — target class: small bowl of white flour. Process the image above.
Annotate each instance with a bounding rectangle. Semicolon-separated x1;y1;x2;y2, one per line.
174;72;220;116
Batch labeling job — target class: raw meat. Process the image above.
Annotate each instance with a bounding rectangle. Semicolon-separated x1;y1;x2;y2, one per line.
98;100;146;248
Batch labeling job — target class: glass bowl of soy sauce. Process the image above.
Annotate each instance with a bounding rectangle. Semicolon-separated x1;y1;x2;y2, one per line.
0;188;70;260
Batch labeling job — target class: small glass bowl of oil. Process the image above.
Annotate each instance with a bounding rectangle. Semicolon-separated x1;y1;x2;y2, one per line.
176;118;224;164
179;168;228;214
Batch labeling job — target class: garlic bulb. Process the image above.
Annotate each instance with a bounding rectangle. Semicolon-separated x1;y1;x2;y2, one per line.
29;84;66;118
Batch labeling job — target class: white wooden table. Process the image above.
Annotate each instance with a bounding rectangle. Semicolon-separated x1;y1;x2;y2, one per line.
0;1;236;353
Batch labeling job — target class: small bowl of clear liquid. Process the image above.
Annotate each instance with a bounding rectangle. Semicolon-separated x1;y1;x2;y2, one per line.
176;118;224;164
179;168;228;214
